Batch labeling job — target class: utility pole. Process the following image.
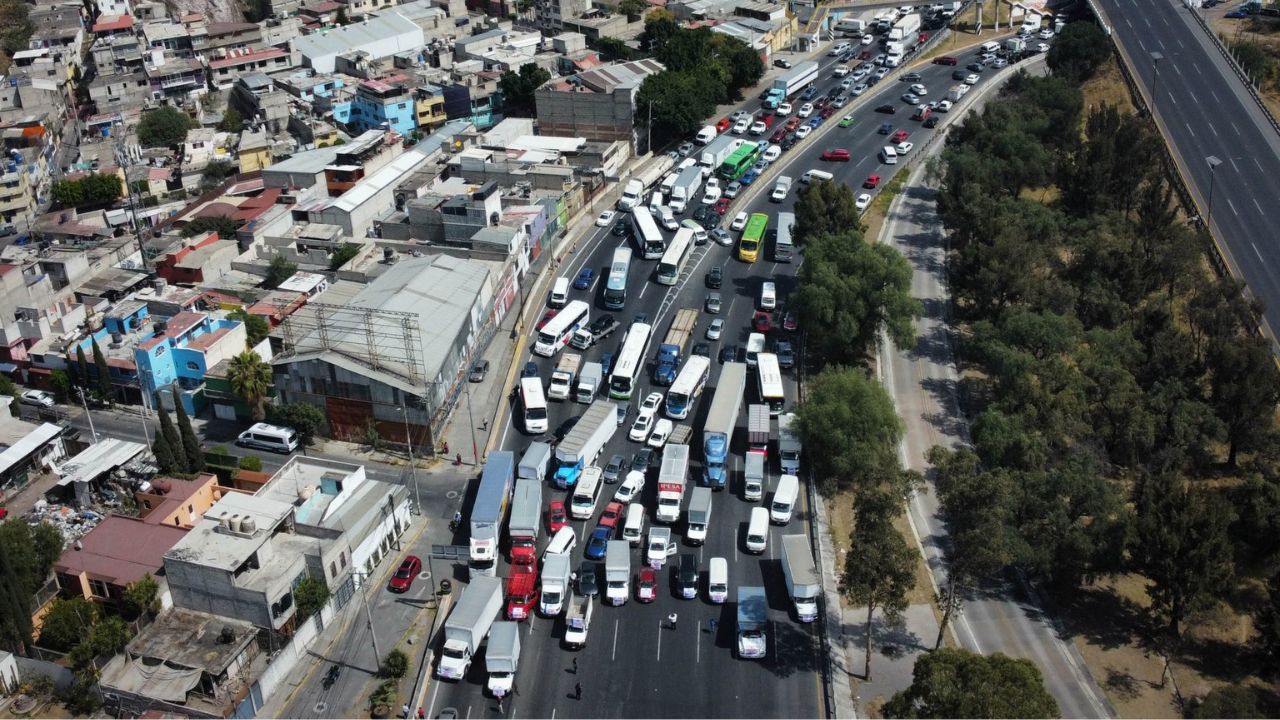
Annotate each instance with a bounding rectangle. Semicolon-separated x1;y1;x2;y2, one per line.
1205;155;1222;231
401;405;421;516
76;388;99;443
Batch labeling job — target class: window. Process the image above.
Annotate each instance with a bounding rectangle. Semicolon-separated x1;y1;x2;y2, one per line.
340;553;347;569
329;561;337;577
187;504;193;513
89;578;110;598
142;499;152;509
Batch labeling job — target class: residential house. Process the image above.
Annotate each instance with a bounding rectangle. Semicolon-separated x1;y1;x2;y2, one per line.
535;58;664;152
53;514;188;609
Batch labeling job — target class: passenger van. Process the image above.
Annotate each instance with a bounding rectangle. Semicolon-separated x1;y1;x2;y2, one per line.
695;125;717;145
544;526;578;558
746;332;766;368
707;557;729;604
659;206;679;231
623;503;646;546
879;146;899;165
678;554;699;599
759;281;777;311
570;467;604;520
771;474;799;525
979;40;1001;55
801;169;834;184
550;277;570;308
236;423;299;453
650;190;665;215
828;42;851;56
745;507;769;554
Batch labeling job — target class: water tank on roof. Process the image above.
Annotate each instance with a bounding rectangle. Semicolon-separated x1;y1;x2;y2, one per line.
383;247;395;263
228;514;242;532
241;517;256;533
219;512;232;530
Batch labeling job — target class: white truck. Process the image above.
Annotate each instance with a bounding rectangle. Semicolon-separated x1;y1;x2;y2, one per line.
737;586;768;660
747;404;770;456
518;441;552;482
486;621;520;697
888;12;920;41
699;134;745;170
744;449;766;502
571;316;620;350
548;353;582;401
656;444;690;524
668;165;704;214
575;361;603;403
947;85;967;102
605;540;630;605
781;535;821;623
617;178;644;211
553;399;618;488
686;486;713;546
438;576;503;680
778;413;801;475
646;526;677;568
563;592;593;649
540;552;573;617
470;452;515;577
770;176;792;202
835;17;866;35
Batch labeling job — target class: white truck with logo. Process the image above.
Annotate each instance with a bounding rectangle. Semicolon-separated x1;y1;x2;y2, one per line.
656;444;689;523
486;621;520;696
438;576;503;680
605;540;630;605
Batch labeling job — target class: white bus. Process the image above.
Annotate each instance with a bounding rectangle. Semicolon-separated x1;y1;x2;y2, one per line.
656;228;695;286
665;354;710;420
603;247;631;310
519;377;548;433
631;207;666;260
756;352;785;416
534;300;590;357
608;322;653;400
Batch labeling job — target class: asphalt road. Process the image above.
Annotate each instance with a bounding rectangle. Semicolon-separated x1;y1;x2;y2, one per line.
1096;0;1280;342
422;38;1010;720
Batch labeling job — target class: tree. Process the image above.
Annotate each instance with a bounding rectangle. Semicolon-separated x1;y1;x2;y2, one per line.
329;242;360;270
49;370;71;403
181;214;240;239
124;574;160;620
883;647;1059;718
1045;21;1111;83
228;351;273;422
843;488;915;680
91;339;113;402
0;0;33;56
1206;336;1280;467
618;0;646;16
263;256;297;289
51;173;124;208
0;545;34;654
239;455;263;472
793;179;864;246
295;576;330;621
75;345;89;390
793;367;904;495
268;403;326;446
201;159;237;186
334;5;349;24
1134;473;1234;637
1188;686;1264;719
1256;572;1280;673
1229;41;1278;91
156;405;188;474
380;649;409;678
152;429;180;475
498;63;552;117
635;71;722;146
137;106;195;148
173;400;205;473
217;106;244;133
37;597;97;652
596;36;633;61
229;308;269;347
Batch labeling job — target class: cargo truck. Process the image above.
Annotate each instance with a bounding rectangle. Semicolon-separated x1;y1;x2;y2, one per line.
509;479;542;566
470;452;515;577
654;308;700;386
947;85;966;102
617;178;644;211
778;413;801;475
553;399;617;488
548;353;582;401
781;534;821;622
668;165;704;214
605;540;630;605
669;424;693;447
686;486;713;545
540;552;573;616
646;526;676;568
747;404;770;457
504;561;539;621
704;362;748;488
770;176;792;202
571;317;619;350
563;592;593;649
518;441;552;482
765;61;819;107
438;576;503;679
575;361;603;403
1005;36;1027;54
486;621;520;696
699;135;746;170
888;12;920;41
737;586;768;660
656;444;690;524
744;449;766;502
835;17;866;35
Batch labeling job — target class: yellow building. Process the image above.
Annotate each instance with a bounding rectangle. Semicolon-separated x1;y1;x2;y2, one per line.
416;89;448;132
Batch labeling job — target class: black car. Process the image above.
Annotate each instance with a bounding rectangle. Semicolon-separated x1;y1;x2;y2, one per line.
578;561;599;597
632;448;655;473
603;453;625;483
952;69;967;81
874;104;896;114
468;360;490;382
521;361;538;378
967;61;986;72
692;205;711;223
692;342;711;358
924;115;940;128
901;71;922;82
781;135;799;151
612;220;631;237
633;312;649;324
699;215;719;232
719;344;740;363
775;340;796;369
826;87;841;100
706;265;723;288
554;415;580;443
588;314;615;335
773;57;792;69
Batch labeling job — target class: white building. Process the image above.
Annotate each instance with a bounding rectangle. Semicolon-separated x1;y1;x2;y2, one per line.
292;11;426;73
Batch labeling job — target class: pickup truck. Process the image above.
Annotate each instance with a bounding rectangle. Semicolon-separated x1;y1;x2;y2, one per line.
570;314;620;350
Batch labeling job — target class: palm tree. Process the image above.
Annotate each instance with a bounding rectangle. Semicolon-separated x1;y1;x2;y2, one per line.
228;350;272;421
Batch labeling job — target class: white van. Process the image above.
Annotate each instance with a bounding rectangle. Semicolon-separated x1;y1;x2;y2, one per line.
801;169;834;184
979;40;1000;55
570;467;604;520
650;190;665;215
707;557;728;604
623;504;646;546
746;332;766;368
660;173;679;196
759;281;777;311
828;41;851;56
771;474;799;525
660;206;679;231
549;277;570;308
544;526;578;558
236;423;299;453
695;125;717;145
879;146;898;165
745;507;769;554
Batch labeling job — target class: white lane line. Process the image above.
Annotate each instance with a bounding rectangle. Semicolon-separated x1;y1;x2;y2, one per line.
1210;89;1221;104
1162;13;1169;25
465;705;472;718
1230;157;1241;173
1255;157;1265;172
1254;243;1265;262
696;620;701;664
1185;122;1195;138
1232;121;1241;135
1177;37;1184;49
1144;15;1152;26
1125;15;1133;27
637;281;649;299
611;618;619;661
1209;123;1218;137
1172;63;1182;76
426;676;442;719
1227;198;1239;216
1194;62;1202;76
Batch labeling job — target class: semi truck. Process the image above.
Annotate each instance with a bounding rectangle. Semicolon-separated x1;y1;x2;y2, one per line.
563;592;593;649
781;534;821;622
605;540;630;605
553;399;617;488
575;361;603;403
470;452;515;578
686;486;713;545
571;317;619;350
518;441;551;482
656;444;690;524
699;135;745;170
438;576;503;680
737;586;768;660
654;308;700;386
617;178;644;211
747;404;770;457
835;17;866;35
548;353;582;401
509;479;542;566
704;362;748;488
486;621;520;697
888;12;920;41
778;413;801;475
765;61;819;107
668;165;704;214
744;449;766;502
540;552;573;617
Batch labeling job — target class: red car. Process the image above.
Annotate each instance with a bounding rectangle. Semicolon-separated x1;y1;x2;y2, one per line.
769;127;787;143
388;555;421;592
537;309;558;330
599;501;625;529
715;116;732;133
637;566;658;603
891;129;910;143
783;311;798;332
858;49;872;60
753;310;772;333
863;175;881;189
820;106;836;119
712;197;732;215
546;500;568;534
784;117;801;131
933;55;958;66
821;149;850;162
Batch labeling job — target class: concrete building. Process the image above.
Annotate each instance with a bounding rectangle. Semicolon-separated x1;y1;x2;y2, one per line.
206;47;293;90
292;11;426;73
349;78;417;136
152;232;241;286
0;422;68;504
229;72;290;135
535;58;663;152
534;0;591;31
131;310;247;415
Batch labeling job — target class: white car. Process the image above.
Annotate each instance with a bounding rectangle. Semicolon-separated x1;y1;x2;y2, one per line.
629;413;654;443
965;74;980;85
701;178;722;204
732;119;750;134
833;64;850;77
896;141;914;155
910;83;928;96
1038;28;1054;39
861;33;875;45
595;210;615;227
763;145;782;163
706;318;724;340
749;120;767;135
731;211;749;231
20;389;54;408
902;93;919;105
841;78;856;90
795;125;813;139
777;102;792;116
850;83;868;96
614;471;645;504
936;99;954;112
639;392;663;416
855;193;872;211
1035;42;1050;53
797;103;814;118
647;419;673;448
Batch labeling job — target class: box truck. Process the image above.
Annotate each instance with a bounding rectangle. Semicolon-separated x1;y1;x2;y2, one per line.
553;399;617;488
656;444;690;524
605;540;630;605
508;479;542;566
781;534;821;622
563;593;593;649
548;353;582;401
737;586;768;659
575;361;603;403
686;486;713;545
470;452;515;577
486;621;520;696
438;576;503;679
540;552;573;617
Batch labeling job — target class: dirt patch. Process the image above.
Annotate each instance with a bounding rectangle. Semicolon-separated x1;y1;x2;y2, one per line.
825;490;936;612
1205;10;1280;120
1081;56;1137;115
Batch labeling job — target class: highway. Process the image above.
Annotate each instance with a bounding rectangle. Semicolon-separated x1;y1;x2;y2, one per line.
1096;0;1280;341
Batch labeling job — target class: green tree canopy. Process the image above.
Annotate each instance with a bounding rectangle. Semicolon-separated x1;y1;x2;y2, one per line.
295;576;330;620
228;351;273;422
329;242;360;270
264;256;297;289
794;366;903;495
229;308;269;347
124;574;160;620
883;647;1059;718
0;0;33;56
1046;21;1113;84
843;487;915;680
596;36;633;61
217;106;244;133
174;400;205;473
181;214;240;239
38;597;98;652
498;63;552;117
137;106;196;148
0;520;64;653
793;179;863;246
267;403;326;446
157;405;187;474
1188;685;1264;719
51;173;124;209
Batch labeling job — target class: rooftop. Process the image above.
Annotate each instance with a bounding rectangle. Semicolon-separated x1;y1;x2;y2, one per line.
53;515;188;586
163;491;295;572
257;455;364;527
124;607;257;674
0;422;63;477
292;11;424;59
546;58;664;93
55;439;147;489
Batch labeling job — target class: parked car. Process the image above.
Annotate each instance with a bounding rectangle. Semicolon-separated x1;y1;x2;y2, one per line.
388;555;422;592
19;390;54;408
468;360;490;382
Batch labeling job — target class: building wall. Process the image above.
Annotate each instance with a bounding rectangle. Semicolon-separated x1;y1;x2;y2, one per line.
239;146;270;174
165;555;301;630
535;85;637;147
135;474;223;528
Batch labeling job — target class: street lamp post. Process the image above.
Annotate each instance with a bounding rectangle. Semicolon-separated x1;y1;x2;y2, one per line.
1205;155;1223;230
76;388;99;443
1149;51;1164;116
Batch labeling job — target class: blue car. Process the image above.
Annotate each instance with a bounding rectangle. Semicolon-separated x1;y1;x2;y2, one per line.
879;122;894;135
600;351;613;376
574;267;594;290
521;361;538;378
808;116;823;128
740;170;760;186
1225;8;1248;16
585;526;611;560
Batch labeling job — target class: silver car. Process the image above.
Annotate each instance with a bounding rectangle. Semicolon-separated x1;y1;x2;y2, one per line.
705;292;722;313
706;319;724;340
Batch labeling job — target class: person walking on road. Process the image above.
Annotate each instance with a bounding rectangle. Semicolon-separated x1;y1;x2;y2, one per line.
572;658;578;674
574;682;583;700
667;612;678;630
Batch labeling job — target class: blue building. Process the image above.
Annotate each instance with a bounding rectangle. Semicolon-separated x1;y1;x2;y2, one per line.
349;79;417;136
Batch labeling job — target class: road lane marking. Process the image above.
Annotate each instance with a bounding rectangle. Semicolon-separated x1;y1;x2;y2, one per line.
1172;63;1182;76
1231;157;1241;173
1255;198;1265;216
1210;89;1220;104
1177;37;1184;49
612;618;620;661
1144;15;1152;26
1255;157;1265;172
1227;198;1239;216
638;280;649;299
1254;243;1265;263
1232;121;1240;135
1209;123;1218;137
465;705;472;718
1185;122;1195;138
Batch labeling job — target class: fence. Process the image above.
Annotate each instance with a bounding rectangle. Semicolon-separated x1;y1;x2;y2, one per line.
1184;4;1280;137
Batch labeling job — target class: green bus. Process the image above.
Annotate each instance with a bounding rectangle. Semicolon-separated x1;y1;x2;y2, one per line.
718;142;760;181
738;213;768;263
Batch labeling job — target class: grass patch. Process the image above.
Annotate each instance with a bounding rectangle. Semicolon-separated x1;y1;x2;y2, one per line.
1081;56;1138;115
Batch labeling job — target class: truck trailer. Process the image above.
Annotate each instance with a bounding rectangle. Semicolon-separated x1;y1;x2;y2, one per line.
438;576;503;679
703;362;748;488
766;61;819;106
699;135;745;170
781;534;821;622
668;165;704;214
486;621;521;696
553;399;617;488
470;452;515;577
654;308;699;386
508;479;542;566
656;444;690;524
